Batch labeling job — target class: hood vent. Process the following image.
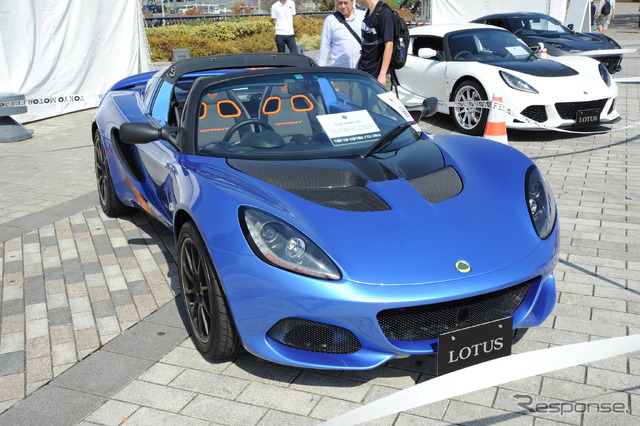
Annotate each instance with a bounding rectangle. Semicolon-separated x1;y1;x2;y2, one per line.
492;61;579;77
408;166;463;203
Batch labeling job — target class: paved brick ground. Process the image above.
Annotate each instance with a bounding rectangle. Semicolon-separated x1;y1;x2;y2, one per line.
0;4;639;424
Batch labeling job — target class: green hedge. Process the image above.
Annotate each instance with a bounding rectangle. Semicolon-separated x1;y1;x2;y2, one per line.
146;16;324;62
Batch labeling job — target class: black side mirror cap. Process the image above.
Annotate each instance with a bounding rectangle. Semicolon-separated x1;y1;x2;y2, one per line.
407;97;439;121
119;122;184;144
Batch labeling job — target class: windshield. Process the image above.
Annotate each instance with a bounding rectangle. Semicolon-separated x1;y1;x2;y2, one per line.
449;29;534;62
195;72;418;160
507;16;570;36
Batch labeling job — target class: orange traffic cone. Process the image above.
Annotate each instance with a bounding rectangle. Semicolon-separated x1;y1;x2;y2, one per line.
483;94;508;145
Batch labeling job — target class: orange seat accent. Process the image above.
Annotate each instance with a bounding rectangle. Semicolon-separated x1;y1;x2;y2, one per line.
199;102;207;120
291;95;314;112
217;100;242;118
262;97;282;115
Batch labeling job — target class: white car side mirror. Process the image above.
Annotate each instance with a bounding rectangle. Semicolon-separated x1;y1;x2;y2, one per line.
418;48;438;59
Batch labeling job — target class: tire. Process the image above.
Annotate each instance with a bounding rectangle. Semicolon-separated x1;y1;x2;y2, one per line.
178;222;242;360
450;80;489;136
93;129;132;217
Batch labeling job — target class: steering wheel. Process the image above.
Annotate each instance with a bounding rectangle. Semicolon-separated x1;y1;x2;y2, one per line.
513;28;524;36
222;118;274;142
453;50;472;61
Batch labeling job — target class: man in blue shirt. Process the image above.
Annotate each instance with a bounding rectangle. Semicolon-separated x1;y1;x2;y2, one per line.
317;0;366;68
357;0;394;85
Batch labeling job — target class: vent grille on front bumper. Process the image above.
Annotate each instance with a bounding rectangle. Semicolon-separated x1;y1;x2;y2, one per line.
267;318;361;354
555;99;607;120
519;105;547;123
376;278;536;341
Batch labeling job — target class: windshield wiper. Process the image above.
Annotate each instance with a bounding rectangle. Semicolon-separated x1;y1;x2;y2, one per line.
362;122;414;158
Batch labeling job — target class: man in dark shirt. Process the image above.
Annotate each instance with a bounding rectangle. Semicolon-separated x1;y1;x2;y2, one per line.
357;0;394;85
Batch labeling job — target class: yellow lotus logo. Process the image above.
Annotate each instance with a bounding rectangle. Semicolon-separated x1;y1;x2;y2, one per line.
455;261;471;273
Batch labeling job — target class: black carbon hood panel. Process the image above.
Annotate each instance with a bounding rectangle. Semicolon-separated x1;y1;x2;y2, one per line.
228;141;459;211
227;160;391;211
409;166;463;203
490;60;579;77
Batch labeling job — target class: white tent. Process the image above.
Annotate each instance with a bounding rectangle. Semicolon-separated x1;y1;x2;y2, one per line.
431;0;568;24
0;0;152;123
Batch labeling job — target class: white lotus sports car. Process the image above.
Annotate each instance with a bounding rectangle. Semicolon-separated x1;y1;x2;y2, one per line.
395;23;619;135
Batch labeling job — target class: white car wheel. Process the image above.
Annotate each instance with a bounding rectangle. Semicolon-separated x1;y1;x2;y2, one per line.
450;80;489;136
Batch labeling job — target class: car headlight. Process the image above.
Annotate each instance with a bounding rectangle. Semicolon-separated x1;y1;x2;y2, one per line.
526;166;557;240
241;208;341;281
500;71;538;94
598;63;611;87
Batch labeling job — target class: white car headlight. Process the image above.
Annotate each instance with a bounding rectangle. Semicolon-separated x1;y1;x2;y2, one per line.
242;208;341;280
526;166;557;240
500;71;539;94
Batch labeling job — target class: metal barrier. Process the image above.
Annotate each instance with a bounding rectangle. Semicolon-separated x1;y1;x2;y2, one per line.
143;12;331;27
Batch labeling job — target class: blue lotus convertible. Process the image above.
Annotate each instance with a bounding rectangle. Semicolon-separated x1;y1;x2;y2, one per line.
92;53;559;370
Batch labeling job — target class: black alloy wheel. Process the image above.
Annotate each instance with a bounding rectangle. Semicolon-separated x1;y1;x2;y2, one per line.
178;222;242;359
93;129;131;217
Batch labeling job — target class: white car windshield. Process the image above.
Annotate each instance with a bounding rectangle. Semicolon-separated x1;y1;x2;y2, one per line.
449;29;533;62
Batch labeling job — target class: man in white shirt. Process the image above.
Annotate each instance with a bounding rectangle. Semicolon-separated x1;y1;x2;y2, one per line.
317;0;365;68
271;0;298;54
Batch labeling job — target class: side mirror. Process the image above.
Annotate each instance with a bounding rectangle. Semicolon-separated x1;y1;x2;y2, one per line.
119;122;184;144
418;48;438;59
407;97;439;121
567;23;574;31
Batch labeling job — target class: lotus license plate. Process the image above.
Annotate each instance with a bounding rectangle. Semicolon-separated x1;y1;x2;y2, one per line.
575;109;600;128
437;317;512;375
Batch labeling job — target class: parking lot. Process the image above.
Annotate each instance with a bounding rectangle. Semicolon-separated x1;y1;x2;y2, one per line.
0;4;639;424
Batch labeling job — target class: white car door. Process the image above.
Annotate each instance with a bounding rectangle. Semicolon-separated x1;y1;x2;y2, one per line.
395;36;449;110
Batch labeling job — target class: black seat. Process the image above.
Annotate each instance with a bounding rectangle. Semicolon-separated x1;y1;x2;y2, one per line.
258;82;321;144
197;90;250;145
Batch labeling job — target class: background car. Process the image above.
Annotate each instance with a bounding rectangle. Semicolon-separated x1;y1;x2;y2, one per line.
395;23;619;135
93;53;559;370
471;12;628;74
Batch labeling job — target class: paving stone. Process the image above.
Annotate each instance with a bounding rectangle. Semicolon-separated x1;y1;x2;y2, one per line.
113;380;194;413
443;399;533;426
26;336;50;359
0;385;105;426
171;369;249;399
48;307;72;326
101;321;186;361
26;356;52;383
310;396;361;421
0;373;24;402
222;358;301;388
0;332;24;354
291;371;371;403
91;300;116;318
181;394;267;425
122;406;209;426
137;363;184;385
586;367;640;395
85;400;139;426
257;409;322;425
0;351;25;376
237;382;320;415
